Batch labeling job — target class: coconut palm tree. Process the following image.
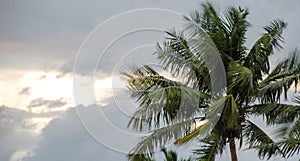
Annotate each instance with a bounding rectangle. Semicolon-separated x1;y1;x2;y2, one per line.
127;148;192;161
122;2;300;161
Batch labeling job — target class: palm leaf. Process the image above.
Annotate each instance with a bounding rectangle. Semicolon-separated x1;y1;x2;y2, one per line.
175;95;229;145
249;103;300;125
278;122;300;158
193;133;221;161
257;50;300;103
243;19;287;81
243;120;282;159
155;29;211;91
227;61;254;105
122;65;209;130
129;118;195;155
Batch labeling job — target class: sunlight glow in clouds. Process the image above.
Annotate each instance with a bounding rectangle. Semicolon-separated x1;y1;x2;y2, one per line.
0;70;116;111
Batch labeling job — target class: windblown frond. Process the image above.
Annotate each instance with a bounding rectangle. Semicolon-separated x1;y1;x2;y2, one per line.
155;30;211;91
129;118;195;155
122;65;210;130
222;6;249;61
243;120;282;159
249;103;300;124
277;119;300;158
258;50;300;103
193;133;221;161
244;20;287;81
175;96;228;145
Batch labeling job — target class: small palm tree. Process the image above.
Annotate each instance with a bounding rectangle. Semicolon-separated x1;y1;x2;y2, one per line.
127;148;192;161
161;148;192;161
123;2;300;161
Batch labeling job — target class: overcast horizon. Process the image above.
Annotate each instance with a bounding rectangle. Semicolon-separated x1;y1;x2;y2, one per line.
1;0;300;161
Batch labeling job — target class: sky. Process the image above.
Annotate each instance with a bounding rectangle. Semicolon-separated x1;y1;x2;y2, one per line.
1;0;300;161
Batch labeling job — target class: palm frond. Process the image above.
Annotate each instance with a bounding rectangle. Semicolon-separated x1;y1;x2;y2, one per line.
193;133;221;161
243;120;282;159
243;19;287;81
183;13;227;98
227;61;254;105
122;65;210;130
249;103;300;124
155;30;211;91
278;120;300;158
127;153;154;161
273;105;300;158
193;2;229;55
174;95;228;145
222;6;249;61
129;118;195;155
257;50;300;103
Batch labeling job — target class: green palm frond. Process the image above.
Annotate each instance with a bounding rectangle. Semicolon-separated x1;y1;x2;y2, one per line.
258;50;300;103
183;14;227;97
195;2;229;55
227;61;254;105
161;148;193;161
129;118;195;156
127;153;154;161
244;19;287;81
278;120;300;158
249;103;300;124
155;30;211;91
243;120;282;159
122;65;209;130
175;96;228;145
193;133;221;161
273;99;300;158
161;148;178;161
222;6;249;61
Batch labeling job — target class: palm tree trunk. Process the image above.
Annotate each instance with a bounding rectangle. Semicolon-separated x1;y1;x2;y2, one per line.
229;138;238;161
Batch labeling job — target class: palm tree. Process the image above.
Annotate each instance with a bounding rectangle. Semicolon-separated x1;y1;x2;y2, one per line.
122;2;300;161
161;148;192;161
128;148;192;161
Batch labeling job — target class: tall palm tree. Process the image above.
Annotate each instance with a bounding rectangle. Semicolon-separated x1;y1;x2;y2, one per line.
122;2;300;161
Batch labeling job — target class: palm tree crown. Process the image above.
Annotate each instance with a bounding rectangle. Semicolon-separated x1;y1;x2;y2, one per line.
122;2;300;161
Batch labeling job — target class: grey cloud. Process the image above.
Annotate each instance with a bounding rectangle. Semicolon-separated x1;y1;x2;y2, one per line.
1;0;300;73
19;87;32;95
20;91;300;161
0;105;65;161
23;106;126;161
28;98;67;109
1;91;299;161
0;106;44;161
62;0;300;77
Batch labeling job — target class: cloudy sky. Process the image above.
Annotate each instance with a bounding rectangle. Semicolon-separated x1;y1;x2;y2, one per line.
1;0;300;161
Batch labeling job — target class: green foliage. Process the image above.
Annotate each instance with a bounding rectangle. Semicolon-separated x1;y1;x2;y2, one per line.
127;148;192;161
123;2;300;161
